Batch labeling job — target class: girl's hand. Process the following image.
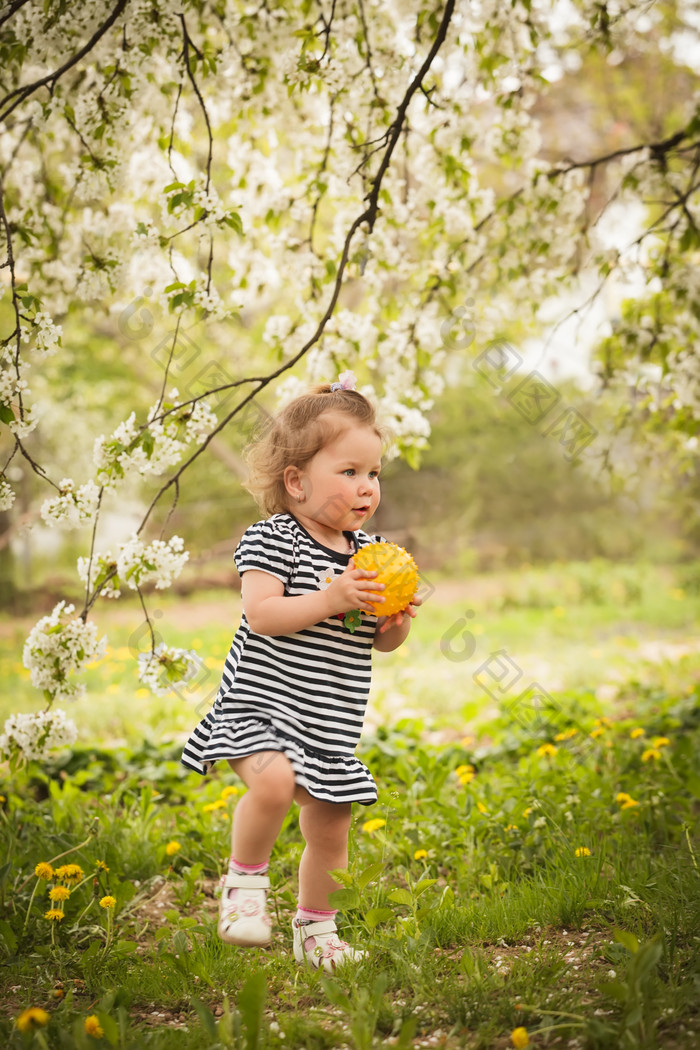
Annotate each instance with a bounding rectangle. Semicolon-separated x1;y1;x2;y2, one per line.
326;561;385;615
376;594;422;634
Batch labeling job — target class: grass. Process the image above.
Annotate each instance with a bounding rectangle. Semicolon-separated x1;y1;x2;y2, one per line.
0;558;699;1048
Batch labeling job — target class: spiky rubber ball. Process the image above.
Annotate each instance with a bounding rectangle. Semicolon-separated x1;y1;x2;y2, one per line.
353;541;419;616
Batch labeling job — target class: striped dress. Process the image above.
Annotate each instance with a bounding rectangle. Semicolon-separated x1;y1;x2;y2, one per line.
180;513;384;805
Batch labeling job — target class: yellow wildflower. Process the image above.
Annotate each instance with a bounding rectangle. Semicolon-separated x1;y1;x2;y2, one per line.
575;847;591;857
652;736;670;748
629;727;645;739
537;742;558;757
16;1007;50;1033
362;818;386;834
34;862;55;881
590;726;606;739
414;849;428;860
99;895;116;910
0;794;6;803
554;728;578;741
95;860;110;872
505;824;518;832
511;1026;530;1048
642;748;661;763
202;800;227;813
460;735;475;747
54;863;84;885
44;909;65;922
458;770;475;785
84;1015;104;1038
594;717;613;728
522;807;533;818
476;801;488;814
220;785;240;799
165;841;182;856
456;764;474;777
49;886;70;902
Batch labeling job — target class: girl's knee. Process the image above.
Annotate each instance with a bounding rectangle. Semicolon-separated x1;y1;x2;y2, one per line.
235;752;296;809
300;801;352;847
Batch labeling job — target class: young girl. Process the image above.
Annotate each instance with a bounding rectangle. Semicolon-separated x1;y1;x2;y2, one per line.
181;373;419;971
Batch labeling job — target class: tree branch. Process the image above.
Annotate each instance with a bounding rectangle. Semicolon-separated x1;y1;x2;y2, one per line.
0;0;130;124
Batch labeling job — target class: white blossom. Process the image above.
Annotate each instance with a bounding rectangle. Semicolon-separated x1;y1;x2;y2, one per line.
41;479;101;529
0;476;15;511
79;535;189;596
0;709;78;765
22;602;107;704
137;643;199;697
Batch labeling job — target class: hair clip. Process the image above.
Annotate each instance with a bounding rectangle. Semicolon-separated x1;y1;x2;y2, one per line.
330;370;357;392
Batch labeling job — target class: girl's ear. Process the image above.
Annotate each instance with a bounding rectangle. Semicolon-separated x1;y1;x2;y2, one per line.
283;465;306;503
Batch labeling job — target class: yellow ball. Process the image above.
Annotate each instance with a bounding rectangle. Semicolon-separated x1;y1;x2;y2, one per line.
354;541;419;617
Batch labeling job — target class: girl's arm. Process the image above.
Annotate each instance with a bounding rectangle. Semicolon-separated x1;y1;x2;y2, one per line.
241;565;384;636
373;598;421;652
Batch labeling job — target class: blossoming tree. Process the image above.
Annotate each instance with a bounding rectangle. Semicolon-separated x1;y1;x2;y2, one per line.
0;0;698;761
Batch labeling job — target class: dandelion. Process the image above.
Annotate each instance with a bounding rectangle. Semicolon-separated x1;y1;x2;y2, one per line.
642;748;661;762
34;861;55;881
44;908;65;921
594;717;613;728
590;726;606;739
575;847;591;857
511;1026;530;1048
414;849;428;860
554;728;578;741
0;794;6;802
165;840;182;856
54;863;84;885
630;727;645;739
616;792;639;809
95;860;110;872
16;1007;50;1033
202;799;227;813
99;895;116;910
220;785;240;799
505;824;518;832
536;743;558;757
49;886;70;902
652;736;670;748
522;807;533;818
362;818;386;834
476;801;488;814
84;1015;105;1038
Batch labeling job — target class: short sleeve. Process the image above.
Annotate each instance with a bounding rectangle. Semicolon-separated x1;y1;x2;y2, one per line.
233;518;297;584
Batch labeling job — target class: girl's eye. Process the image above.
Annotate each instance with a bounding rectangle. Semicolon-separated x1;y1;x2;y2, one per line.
369;471;380;479
343;469;355;476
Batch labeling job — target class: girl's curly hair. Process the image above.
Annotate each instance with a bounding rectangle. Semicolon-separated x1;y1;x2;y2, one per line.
244;384;386;516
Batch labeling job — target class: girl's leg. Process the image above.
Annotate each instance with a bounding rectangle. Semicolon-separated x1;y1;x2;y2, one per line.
217;752;295;948
292;789;362;970
229;751;296;864
295;789;352;909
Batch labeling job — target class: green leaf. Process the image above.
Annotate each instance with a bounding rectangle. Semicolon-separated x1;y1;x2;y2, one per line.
0;403;15;425
190;998;217;1039
357;860;386;890
413;878;438;898
0;919;17;955
239;970;266;1050
364;907;393;929
96;1011;120;1046
613;929;639;954
388;888;413;906
328;886;361;910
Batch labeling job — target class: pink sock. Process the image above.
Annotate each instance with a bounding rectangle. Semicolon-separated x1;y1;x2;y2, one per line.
228;856;269;875
295;907;337;924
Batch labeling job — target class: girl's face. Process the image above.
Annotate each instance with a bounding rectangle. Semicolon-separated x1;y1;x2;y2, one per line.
285;418;382;536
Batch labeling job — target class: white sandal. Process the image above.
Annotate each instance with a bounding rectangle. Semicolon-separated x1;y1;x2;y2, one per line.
292;918;365;971
217;873;272;947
